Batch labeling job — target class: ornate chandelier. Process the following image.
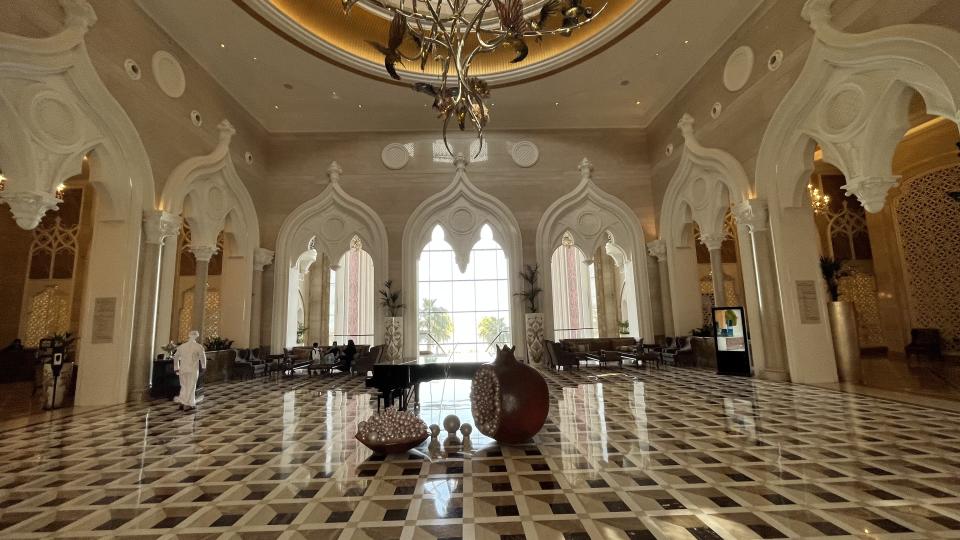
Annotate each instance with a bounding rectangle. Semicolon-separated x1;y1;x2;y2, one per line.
342;0;607;153
807;183;831;215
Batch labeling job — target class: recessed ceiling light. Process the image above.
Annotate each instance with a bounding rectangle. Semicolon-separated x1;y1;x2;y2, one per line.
283;83;293;90
635;100;641;105
358;104;363;109
273;105;279;110
683;40;689;44
554;102;559;107
655;52;661;57
331;91;340;100
219;43;225;48
620;80;630;86
253;56;258;61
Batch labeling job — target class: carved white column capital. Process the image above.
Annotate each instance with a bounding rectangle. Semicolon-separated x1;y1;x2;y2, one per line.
143;210;181;245
190;244;218;263
254;248;275;271
699;232;726;251
842;176;899;214
327;161;343;183
677;113;696;140
733;198;770;232
1;190;61;230
646;239;667;262
578;157;593;181
217;119;236;143
60;0;97;32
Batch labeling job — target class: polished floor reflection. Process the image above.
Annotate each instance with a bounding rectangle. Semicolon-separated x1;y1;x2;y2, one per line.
1;367;960;539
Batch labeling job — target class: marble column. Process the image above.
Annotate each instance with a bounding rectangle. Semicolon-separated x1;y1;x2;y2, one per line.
128;211;180;401
189;244;218;339
647;240;674;336
734;199;790;381
251;248;274;349
700;233;727;306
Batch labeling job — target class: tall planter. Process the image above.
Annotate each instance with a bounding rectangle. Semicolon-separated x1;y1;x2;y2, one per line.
525;313;545;364
828;301;861;383
42;362;74;409
385;317;403;362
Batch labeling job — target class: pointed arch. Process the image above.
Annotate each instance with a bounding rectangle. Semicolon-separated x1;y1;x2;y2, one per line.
0;0;156;407
754;0;960;383
402;155;523;358
156;120;260;347
537;158;654;341
657;114;759;343
272;162;388;350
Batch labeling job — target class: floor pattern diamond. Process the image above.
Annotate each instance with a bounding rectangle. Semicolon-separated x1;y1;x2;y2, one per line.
1;366;959;539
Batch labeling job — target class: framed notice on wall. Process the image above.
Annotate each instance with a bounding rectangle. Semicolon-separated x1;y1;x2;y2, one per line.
91;297;117;344
796;280;821;324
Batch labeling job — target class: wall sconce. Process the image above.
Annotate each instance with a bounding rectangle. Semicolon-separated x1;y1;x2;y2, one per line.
807;183;831;214
0;170;6;192
55;183;66;200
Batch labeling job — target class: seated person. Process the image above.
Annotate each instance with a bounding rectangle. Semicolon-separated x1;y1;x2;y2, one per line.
324;341;342;364
334;340;357;373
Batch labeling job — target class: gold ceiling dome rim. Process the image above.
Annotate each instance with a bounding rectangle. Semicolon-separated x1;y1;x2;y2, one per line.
236;0;672;88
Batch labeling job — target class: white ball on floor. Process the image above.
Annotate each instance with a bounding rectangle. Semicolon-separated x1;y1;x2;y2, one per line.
443;414;461;434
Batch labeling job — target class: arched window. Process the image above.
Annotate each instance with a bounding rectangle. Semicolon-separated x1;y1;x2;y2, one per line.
417;224;510;361
550;233;597;339
328;236;375;345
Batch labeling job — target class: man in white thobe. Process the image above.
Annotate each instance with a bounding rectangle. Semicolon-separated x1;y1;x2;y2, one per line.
174;330;206;410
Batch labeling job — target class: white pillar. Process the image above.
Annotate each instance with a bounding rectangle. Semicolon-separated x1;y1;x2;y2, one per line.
700;233;726;306
734;199;789;381
251;248;274;348
189;244;218;340
647;240;673;337
128;211;180;401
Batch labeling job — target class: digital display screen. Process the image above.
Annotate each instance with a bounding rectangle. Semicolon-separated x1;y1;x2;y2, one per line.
714;307;746;352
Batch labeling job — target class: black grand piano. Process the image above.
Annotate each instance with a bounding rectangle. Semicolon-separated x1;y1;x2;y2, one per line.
365;356;488;410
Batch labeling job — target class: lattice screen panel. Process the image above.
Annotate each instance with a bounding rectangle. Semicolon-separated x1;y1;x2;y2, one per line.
838;271;885;348
895;164;960;352
24;286;70;347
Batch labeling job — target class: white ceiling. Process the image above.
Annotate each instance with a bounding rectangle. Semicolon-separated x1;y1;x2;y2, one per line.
138;0;765;133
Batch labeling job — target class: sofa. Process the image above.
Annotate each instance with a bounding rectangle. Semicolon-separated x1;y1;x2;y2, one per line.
560;338;639;355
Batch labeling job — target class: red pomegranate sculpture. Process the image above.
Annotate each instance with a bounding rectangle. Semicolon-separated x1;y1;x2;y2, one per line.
470;345;549;444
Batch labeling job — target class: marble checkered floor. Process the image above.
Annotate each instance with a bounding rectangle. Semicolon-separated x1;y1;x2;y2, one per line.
1;367;960;539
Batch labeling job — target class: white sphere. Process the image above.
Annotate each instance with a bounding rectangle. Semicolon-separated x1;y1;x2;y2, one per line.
443;415;461;434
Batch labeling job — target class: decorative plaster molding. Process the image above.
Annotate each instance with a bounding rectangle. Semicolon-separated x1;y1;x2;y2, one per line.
1;191;61;229
536;157;655;341
732;199;770;232
801;0;834;33
272;161;389;352
253;248;275;271
189;244;218;263
143;210;181;245
842;176;900;214
646;239;667;262
699;232;726;251
61;0;97;32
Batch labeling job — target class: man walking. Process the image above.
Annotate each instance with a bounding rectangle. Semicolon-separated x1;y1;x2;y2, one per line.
174;330;206;411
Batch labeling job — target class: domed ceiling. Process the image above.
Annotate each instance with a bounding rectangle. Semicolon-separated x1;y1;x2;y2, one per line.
240;0;670;86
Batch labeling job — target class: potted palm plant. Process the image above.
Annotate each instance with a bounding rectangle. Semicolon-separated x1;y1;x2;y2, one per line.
514;264;544;364
819;256;860;383
379;280;405;362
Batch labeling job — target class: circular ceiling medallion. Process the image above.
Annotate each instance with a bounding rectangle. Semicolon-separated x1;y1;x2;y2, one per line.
768;50;784;71
321;217;346;241
24;88;83;151
152;50;186;98
124;59;142;80
511;141;539;168
723;46;754;92
710;102;722;119
381;143;410;170
190;110;202;127
242;0;673;87
822;86;864;133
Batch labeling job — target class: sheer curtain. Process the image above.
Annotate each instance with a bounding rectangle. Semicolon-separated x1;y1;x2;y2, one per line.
551;241;597;339
331;244;375;345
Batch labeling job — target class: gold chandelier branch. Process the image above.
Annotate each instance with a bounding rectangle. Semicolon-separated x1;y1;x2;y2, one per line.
342;0;606;155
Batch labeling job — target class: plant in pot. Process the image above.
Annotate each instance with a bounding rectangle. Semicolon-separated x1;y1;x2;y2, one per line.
514;264;545;364
689;323;717;369
379;280;405;361
819;256;861;383
202;336;234;383
618;320;630;336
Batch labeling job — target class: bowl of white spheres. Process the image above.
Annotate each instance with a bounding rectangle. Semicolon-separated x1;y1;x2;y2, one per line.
355;407;429;454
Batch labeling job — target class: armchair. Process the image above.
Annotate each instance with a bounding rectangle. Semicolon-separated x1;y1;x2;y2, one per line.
545;339;579;371
905;328;941;363
661;336;694;367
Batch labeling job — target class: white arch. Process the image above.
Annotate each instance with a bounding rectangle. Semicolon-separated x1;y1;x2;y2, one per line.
402;154;524;358
156;120;260;347
272;162;389;351
0;0;156;407
754;0;960;383
537;158;654;342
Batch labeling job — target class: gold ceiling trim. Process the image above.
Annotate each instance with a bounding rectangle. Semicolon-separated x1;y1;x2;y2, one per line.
234;0;672;88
